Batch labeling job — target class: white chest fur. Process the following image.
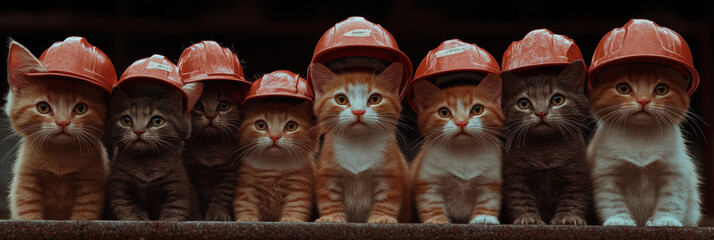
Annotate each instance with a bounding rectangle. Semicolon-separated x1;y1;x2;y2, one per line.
419;144;501;181
333;134;388;174
590;123;684;167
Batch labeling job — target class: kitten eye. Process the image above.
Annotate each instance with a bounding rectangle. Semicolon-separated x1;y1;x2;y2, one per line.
120;116;132;126
150;116;165;127
471;105;484;115
616;83;631;94
437;107;451;118
73;103;88;115
368;94;382;104
551;94;565;106
255;120;268;131
654;84;669;95
193;102;203;111
334;94;349;105
218;101;230;111
285;121;298;131
36;102;52;114
517;98;531;109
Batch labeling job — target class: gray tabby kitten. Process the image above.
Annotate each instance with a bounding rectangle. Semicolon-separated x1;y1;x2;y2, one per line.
106;89;198;221
184;81;244;221
501;60;593;225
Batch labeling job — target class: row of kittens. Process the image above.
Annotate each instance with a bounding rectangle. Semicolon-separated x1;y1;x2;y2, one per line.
5;39;699;227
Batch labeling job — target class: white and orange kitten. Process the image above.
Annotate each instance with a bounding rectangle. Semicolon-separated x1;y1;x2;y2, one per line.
310;62;410;223
588;63;701;227
409;77;504;224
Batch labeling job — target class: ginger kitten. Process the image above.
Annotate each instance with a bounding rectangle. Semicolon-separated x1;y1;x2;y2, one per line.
410;76;504;224
5;41;109;220
501;60;592;225
233;99;317;222
589;63;701;227
310;62;410;223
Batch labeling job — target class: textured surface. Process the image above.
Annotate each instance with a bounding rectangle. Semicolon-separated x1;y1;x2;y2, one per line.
1;221;714;239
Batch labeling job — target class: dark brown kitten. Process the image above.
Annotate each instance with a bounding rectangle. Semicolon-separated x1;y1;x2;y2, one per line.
105;89;198;221
184;81;244;221
501;60;592;225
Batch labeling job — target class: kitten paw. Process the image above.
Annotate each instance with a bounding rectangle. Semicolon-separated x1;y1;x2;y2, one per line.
603;215;636;226
646;216;683;227
470;215;499;224
513;214;545;225
367;215;398;224
205;207;232;221
280;216;306;222
423;216;450;224
235;215;259;222
315;215;347;223
551;214;586;225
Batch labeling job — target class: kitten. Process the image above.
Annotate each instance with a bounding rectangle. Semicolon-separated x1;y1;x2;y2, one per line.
105;89;197;221
5;41;109;220
501;60;592;225
310;62;410;223
184;81;244;221
410;76;504;224
588;63;701;227
233;99;317;222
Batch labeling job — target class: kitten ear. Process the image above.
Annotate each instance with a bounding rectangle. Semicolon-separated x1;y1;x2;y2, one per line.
110;87;130;110
556;60;587;92
160;89;185;113
309;63;336;98
376;62;403;96
182;82;204;111
7;39;46;93
413;80;442;112
476;73;503;106
500;71;520;99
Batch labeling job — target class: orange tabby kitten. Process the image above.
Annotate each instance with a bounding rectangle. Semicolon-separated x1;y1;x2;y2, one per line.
5;41;108;220
310;62;410;223
410;77;504;224
233;99;317;222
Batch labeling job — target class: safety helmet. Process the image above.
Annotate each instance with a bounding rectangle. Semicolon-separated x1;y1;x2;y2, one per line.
118;54;189;111
24;36;117;93
407;39;501;112
502;29;585;72
243;70;314;104
178;40;249;86
308;16;413;99
588;19;699;95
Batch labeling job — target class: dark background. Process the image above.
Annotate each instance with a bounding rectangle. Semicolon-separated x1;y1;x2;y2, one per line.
0;1;712;223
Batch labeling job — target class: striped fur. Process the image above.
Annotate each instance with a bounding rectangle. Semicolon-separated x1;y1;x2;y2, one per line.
233;99;317;222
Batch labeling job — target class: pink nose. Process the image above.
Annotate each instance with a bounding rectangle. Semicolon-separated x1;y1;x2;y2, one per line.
454;121;468;129
535;112;548;118
56;121;71;129
636;99;651;107
206;115;216;119
133;130;145;136
352;110;366;118
270;135;281;142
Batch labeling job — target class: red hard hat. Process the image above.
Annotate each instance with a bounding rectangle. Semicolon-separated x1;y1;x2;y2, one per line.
118;54;189;110
308;16;413;100
588;19;699;95
243;70;314;104
407;39;501;112
502;29;584;72
178;40;249;86
25;36;117;93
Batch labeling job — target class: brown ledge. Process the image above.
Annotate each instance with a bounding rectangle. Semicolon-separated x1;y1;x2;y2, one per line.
1;221;714;239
